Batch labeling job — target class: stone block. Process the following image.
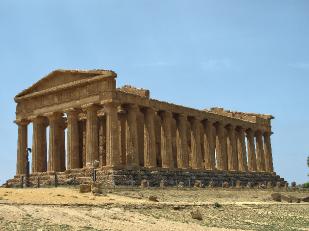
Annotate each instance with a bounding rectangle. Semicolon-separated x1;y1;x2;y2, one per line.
208;180;215;188
235;180;241;188
271;193;281;202
247;182;253;188
79;184;91;193
140;179;149;188
222;181;229;188
302;196;309;202
259;183;266;189
160;180;166;188
194;180;203;188
148;195;159;202
190;209;203;220
267;181;273;189
178;181;184;188
93;160;100;168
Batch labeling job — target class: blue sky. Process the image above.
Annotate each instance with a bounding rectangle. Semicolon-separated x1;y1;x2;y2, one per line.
0;0;308;184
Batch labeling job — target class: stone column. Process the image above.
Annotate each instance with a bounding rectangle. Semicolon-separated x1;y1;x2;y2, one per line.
144;107;157;168
263;132;274;172
190;117;203;169
105;102;122;167
227;124;238;171
99;116;107;167
79;120;86;167
125;104;139;167
15;120;29;175
66;109;80;169
246;129;257;171
84;104;99;167
47;112;63;172
118;111;127;166
216;122;228;171
160;111;173;169
236;127;248;172
203;120;216;170
176;114;189;169
137;110;145;167
59;119;66;171
32;116;47;173
255;130;266;172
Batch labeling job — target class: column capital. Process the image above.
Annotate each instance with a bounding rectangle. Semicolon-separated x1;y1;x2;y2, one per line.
177;113;187;118
29;115;48;125
117;104;127;114
65;107;81;115
263;131;273;136
188;115;202;123
255;129;264;136
160;110;172;119
246;128;254;136
124;103;140;115
214;121;226;128
81;103;100;111
143;106;155;114
127;103;139;110
14;119;30;126
45;112;64;122
225;123;236;130
203;118;216;125
236;126;246;132
103;101;120;112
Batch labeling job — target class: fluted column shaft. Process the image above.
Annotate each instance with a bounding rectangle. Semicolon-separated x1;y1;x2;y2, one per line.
126;104;139;167
263;132;274;172
246;129;257;171
47;113;63;172
191;118;203;169
256;130;265;172
85;104;99;167
176;114;189;169
99;116;107;166
118;112;126;166
16;120;29;175
32;116;47;173
236;127;248;172
227;125;238;171
204;120;216;170
160;111;173;169
144;107;157;168
216;123;228;170
60;121;66;171
67;109;80;169
105;102;122;167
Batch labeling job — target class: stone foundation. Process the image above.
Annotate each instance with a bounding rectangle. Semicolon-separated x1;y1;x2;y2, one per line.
5;168;286;188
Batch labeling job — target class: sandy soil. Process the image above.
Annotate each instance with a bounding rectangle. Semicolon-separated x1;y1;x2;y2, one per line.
0;187;308;231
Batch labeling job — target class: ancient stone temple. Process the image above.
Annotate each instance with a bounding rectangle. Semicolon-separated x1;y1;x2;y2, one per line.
8;69;285;187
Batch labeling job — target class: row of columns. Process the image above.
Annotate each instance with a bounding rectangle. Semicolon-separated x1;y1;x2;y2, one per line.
16;102;274;175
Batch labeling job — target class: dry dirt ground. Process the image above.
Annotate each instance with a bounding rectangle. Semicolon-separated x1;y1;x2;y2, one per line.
0;187;308;231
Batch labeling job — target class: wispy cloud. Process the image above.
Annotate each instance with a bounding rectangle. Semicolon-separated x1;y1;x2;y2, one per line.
200;58;232;71
289;62;309;70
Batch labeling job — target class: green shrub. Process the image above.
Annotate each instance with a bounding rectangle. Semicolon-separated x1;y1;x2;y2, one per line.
303;182;309;188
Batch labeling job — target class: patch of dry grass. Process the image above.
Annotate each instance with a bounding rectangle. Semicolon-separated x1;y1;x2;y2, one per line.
0;187;308;231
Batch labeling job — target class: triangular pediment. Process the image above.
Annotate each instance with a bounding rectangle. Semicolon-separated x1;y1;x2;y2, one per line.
15;69;116;99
